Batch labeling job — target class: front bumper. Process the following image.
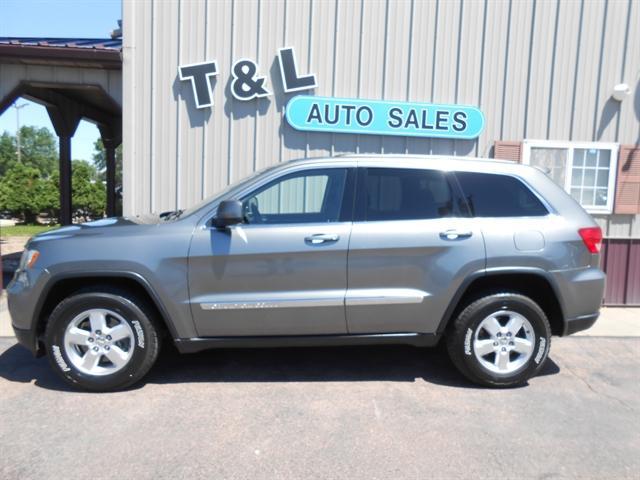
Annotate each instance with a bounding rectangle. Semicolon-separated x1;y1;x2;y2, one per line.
11;325;40;355
7;268;49;356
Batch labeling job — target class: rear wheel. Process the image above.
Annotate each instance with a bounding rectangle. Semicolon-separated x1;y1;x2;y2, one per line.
446;293;551;387
44;288;160;392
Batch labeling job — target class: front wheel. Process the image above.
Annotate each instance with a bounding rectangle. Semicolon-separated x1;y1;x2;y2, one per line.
446;293;551;387
44;288;161;392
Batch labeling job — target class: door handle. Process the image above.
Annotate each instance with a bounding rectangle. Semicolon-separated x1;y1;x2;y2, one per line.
305;233;340;245
440;229;473;240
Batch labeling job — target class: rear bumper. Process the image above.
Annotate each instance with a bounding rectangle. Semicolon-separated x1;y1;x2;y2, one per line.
550;267;605;333
563;312;599;336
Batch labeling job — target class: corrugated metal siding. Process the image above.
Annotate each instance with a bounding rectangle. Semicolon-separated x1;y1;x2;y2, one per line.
123;0;640;217
601;239;640;306
593;214;640;238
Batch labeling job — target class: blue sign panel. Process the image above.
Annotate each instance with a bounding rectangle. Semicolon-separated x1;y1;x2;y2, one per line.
286;96;485;139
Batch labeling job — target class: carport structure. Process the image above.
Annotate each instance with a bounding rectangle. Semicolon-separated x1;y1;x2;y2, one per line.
0;38;122;225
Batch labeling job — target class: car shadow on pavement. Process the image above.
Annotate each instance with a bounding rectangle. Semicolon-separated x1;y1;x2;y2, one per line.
0;341;560;392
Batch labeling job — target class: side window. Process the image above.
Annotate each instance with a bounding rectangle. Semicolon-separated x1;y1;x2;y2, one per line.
363;168;457;221
455;171;548;217
242;168;348;224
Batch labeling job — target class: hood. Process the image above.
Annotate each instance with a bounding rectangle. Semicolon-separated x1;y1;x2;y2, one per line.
32;215;163;242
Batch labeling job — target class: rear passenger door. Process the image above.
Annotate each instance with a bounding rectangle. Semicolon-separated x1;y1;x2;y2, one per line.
345;167;486;335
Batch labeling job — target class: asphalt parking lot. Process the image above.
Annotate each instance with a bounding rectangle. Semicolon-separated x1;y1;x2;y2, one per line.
0;336;638;479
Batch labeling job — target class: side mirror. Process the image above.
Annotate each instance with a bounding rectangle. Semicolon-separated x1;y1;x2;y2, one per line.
214;200;244;228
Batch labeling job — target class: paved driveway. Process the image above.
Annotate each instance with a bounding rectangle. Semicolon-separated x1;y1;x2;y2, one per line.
0;337;638;479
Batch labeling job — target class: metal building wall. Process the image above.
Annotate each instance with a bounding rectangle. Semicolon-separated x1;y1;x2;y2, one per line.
122;0;640;218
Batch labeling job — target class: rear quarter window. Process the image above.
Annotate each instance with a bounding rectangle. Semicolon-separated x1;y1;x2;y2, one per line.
455;171;548;217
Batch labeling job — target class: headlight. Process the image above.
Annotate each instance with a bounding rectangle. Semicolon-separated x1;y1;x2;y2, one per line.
19;249;40;270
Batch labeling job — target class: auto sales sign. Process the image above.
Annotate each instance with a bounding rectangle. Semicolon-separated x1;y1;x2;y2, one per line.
285;96;484;140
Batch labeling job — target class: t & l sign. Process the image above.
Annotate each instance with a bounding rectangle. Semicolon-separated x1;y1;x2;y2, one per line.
178;46;485;140
178;47;317;108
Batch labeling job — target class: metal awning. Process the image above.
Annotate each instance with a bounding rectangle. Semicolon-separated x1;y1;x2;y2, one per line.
0;38;122;224
0;37;121;69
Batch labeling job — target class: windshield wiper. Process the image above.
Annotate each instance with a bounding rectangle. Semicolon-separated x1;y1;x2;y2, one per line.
161;209;184;221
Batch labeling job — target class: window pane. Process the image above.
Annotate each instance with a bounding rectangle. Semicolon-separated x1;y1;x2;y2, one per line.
596;169;609;187
571;167;583;186
571;188;581;202
583;168;596;187
573;149;585;167
598;150;611;168
582;187;595;205
595;188;608;206
243;169;346;224
529;147;567;185
455;172;548;217
364;168;455;221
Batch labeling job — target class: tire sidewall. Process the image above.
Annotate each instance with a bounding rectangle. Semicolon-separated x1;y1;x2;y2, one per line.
45;292;153;391
459;295;551;385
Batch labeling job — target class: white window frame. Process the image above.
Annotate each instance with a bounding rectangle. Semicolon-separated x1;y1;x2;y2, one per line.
522;139;619;214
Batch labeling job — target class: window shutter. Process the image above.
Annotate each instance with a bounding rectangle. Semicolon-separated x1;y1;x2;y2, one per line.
614;146;640;214
493;141;522;162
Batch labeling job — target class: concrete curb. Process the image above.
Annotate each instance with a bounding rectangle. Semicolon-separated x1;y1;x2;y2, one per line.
573;307;640;337
0;292;12;337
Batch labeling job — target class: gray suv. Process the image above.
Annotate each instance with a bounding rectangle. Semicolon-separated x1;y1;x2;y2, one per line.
7;156;605;391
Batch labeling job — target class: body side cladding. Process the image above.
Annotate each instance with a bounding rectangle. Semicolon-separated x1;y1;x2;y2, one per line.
174;332;440;353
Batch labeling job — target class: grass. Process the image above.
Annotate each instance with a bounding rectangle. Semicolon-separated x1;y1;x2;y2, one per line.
0;224;59;238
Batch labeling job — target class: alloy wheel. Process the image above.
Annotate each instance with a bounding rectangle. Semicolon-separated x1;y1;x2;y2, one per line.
473;310;535;375
63;308;135;376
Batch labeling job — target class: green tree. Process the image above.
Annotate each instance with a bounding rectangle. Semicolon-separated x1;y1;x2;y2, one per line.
38;171;60;220
19;126;58;175
72;160;106;219
0;126;58;176
0;163;47;223
0;131;17;176
92;138;122;184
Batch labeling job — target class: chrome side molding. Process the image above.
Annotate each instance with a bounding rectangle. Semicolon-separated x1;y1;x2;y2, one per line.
345;288;428;306
200;297;343;310
199;288;428;310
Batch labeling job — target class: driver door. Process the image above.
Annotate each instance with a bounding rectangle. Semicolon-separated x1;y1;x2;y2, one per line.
188;167;355;337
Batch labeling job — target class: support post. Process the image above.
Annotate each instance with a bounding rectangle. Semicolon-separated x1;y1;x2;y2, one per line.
46;104;81;226
59;135;72;225
104;138;117;217
99;123;122;218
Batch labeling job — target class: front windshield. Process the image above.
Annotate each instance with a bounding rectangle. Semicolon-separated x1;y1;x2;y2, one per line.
179;164;282;219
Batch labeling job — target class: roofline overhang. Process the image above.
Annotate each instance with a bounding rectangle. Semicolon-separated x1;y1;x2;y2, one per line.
0;44;121;70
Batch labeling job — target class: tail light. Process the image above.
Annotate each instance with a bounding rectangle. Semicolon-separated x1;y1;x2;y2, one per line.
578;227;602;254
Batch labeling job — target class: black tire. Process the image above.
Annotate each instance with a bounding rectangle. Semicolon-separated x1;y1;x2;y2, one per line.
44;287;161;392
446;293;551;387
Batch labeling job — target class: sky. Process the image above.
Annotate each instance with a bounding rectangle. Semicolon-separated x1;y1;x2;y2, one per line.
0;0;121;163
